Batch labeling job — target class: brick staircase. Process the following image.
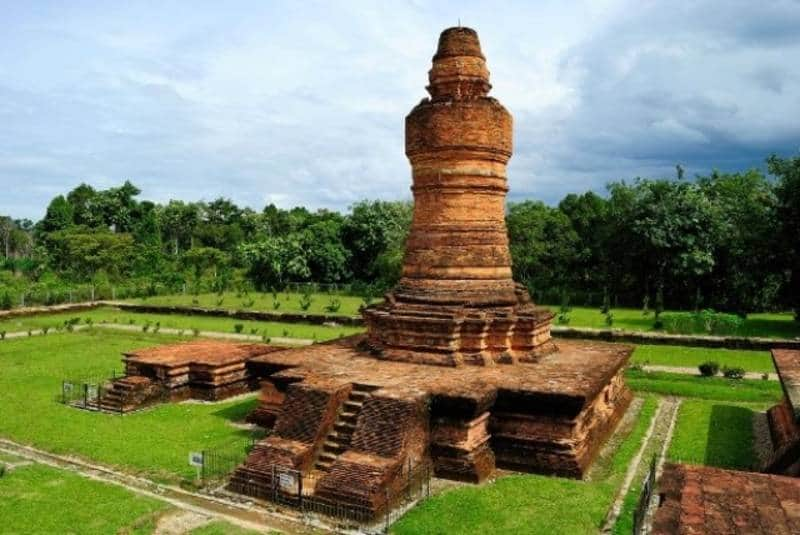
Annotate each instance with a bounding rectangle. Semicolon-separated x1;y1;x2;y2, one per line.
95;376;157;413
314;383;376;472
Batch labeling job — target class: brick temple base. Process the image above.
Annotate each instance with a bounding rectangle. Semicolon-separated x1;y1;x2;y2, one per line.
229;336;632;517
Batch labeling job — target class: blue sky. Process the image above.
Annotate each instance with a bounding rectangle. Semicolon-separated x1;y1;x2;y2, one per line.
1;0;799;220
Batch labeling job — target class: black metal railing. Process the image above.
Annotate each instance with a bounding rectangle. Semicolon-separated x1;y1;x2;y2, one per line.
229;460;432;533
633;454;658;535
200;430;266;483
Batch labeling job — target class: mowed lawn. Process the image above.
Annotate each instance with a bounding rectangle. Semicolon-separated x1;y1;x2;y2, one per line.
0;461;170;534
548;306;799;339
625;369;783;403
631;345;774;373
668;400;765;470
127;291;376;317
0;306;363;341
393;396;659;534
0;331;260;483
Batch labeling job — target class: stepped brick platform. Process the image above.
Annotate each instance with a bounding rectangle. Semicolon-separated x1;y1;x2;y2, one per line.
228;26;632;521
764;349;800;475
228;335;631;515
652;463;800;534
98;340;280;412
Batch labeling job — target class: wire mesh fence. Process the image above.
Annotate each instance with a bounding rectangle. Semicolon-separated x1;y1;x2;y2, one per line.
59;370;122;412
230;460;432;533
633;454;658;535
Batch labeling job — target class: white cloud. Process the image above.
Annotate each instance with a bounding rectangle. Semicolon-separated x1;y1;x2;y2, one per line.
0;0;799;219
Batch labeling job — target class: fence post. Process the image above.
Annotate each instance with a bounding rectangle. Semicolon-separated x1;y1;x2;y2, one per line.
83;383;88;408
61;381;66;404
201;450;205;482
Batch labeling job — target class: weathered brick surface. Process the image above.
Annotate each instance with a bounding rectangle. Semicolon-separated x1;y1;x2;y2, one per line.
362;26;556;366
229;26;633;517
652;463;800;534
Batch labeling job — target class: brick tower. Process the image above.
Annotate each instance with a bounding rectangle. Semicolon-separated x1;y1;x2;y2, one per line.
364;27;555;366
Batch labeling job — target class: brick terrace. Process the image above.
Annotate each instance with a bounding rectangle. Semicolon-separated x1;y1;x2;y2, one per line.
652;463;800;534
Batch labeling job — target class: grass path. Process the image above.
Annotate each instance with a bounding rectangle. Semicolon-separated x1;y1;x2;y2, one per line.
0;438;293;534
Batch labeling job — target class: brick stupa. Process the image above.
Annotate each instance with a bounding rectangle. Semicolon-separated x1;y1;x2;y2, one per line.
229;27;632;519
364;27;555;366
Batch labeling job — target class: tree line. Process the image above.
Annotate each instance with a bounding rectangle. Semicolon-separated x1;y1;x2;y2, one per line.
1;154;798;316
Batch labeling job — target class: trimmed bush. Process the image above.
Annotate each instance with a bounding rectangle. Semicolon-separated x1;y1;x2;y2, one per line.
233;323;244;334
698;361;720;377
660;309;744;336
722;366;746;380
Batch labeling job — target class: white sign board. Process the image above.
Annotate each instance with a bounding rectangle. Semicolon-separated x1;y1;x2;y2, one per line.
189;451;204;467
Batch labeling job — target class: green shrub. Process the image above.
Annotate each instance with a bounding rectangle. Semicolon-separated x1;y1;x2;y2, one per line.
722;366;746;380
325;298;342;313
272;299;281;310
299;292;313;311
0;331;6;340
42;326;50;335
0;463;5;477
604;311;614;327
661;310;744;336
192;328;200;337
0;292;12;310
698;361;720;377
233;323;244;334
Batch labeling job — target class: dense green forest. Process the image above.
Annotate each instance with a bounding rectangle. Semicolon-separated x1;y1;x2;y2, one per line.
1;154;799;316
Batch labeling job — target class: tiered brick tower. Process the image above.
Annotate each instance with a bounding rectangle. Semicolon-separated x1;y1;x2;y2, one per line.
365;27;555;366
228;27;632;521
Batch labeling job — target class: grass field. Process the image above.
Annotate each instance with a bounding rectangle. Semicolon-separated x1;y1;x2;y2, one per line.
0;461;169;534
668;399;764;471
0;306;362;341
0;331;260;483
630;345;774;373
625;369;783;403
127;291;375;317
188;521;268;535
392;396;659;534
550;306;799;339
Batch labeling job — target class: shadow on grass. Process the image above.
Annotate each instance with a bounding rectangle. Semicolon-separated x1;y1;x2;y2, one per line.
705;404;755;470
211;397;259;423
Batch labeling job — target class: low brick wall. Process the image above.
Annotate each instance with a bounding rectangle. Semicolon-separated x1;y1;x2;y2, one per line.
551;326;800;351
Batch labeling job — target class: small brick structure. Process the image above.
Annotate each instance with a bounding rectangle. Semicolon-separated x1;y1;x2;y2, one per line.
764;349;800;475
99;340;280;412
228;26;632;521
652;463;800;534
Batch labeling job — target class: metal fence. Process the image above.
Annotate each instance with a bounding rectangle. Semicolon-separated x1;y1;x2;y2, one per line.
200;431;266;483
60;371;121;411
231;460;431;533
633;454;658;535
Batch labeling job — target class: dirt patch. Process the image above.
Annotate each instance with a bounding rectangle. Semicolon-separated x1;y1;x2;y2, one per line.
153;510;212;535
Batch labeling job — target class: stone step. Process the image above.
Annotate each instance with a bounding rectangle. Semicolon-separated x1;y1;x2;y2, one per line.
343;400;363;411
323;440;347;454
339;411;358;423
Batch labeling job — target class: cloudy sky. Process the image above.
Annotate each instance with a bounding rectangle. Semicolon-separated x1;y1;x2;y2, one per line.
1;0;799;220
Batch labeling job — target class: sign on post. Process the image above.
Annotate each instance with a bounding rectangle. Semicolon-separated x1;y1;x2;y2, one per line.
189;451;204;481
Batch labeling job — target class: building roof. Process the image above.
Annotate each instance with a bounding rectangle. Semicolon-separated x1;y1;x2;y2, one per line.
652;463;800;534
124;340;278;367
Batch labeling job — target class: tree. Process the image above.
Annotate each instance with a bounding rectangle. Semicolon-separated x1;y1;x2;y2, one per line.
238;237;310;290
159;201;200;255
182;247;230;286
698;169;778;314
506;201;580;300
38;195;74;233
769;154;800;317
342;200;412;284
45;227;135;281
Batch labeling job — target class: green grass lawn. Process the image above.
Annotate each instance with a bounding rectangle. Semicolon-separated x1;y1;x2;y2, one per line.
127;291;377;317
550;306;799;339
0;306;363;341
0;462;170;534
392;396;659;535
625;369;783;403
631;345;774;373
0;331;262;483
668;400;763;470
188;521;268;535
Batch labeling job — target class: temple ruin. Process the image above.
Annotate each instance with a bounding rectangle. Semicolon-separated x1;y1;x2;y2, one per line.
98;340;279;412
227;27;632;518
